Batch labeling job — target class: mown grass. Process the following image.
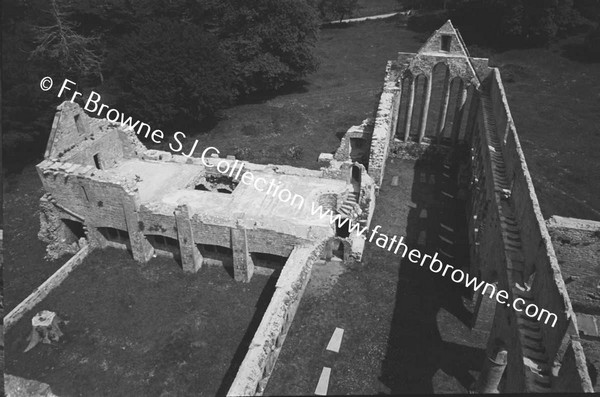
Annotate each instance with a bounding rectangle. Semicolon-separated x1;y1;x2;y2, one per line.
152;18;422;170
478;35;600;221
5;248;274;396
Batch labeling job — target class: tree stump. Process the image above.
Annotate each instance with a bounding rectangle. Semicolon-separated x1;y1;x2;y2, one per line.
24;311;64;352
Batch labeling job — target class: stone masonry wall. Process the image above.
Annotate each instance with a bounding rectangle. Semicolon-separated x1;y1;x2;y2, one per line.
227;241;325;396
468;69;592;392
368;61;401;187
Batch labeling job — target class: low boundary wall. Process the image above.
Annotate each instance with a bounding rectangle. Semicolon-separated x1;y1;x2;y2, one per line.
4;245;90;330
368;61;400;187
227;241;324;396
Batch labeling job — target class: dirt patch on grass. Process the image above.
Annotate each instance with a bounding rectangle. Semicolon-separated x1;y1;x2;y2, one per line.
5;248;275;396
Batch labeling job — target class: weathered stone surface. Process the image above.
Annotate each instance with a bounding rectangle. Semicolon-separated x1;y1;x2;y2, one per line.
4;375;58;397
36;101;378;277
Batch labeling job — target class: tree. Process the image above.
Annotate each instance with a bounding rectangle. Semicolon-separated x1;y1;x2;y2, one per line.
3;0;63;170
217;0;320;95
111;19;235;128
450;0;586;48
318;0;359;22
30;0;104;81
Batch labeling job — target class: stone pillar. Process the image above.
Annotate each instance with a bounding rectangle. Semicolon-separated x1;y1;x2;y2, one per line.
418;74;433;143
437;71;451;143
231;226;254;282
175;204;203;273
324;239;334;261
452;82;468;144
471;281;497;332
403;77;416;142
474;348;508;393
392;86;402;138
464;88;480;143
85;222;106;250
121;191;154;263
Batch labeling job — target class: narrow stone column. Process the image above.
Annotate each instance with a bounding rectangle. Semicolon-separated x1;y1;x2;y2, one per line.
464;88;480;144
436;71;451;143
122;192;154;263
403;77;416;142
474;348;508;393
452;82;468;144
471;281;497;332
324;239;334;261
231;226;255;282
175;204;203;273
418;74;433;143
392;84;403;138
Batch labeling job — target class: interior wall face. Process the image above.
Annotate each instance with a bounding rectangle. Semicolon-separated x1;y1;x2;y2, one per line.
465;69;590;392
62;129;125;169
396;72;475;144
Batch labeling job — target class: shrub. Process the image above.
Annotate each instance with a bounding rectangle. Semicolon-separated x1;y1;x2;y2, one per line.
233;146;252;160
317;0;359;22
285;144;304;160
218;0;320;96
450;0;586;48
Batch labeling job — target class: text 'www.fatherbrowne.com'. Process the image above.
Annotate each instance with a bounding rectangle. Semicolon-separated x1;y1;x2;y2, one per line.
309;203;558;328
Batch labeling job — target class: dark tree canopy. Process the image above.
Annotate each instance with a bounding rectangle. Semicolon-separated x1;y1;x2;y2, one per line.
217;0;321;95
450;0;588;48
2;0;321;167
103;0;320;127
317;0;360;22
111;20;235;127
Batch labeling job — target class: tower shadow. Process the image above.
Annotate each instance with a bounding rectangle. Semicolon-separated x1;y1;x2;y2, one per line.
379;145;485;393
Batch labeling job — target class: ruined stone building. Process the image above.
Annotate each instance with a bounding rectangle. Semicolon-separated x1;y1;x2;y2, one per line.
374;21;595;393
36;100;379;282
35;21;596;394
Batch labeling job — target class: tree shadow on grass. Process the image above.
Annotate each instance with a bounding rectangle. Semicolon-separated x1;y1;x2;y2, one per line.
379;145;485;393
561;42;600;64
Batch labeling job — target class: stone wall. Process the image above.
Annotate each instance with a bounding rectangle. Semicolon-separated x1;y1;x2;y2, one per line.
36;160;135;232
368;61;400;187
45;102;146;163
227;241;324;396
468;68;592;392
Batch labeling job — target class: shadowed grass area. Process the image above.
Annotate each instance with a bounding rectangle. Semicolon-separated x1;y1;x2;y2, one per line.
4;248;275;396
266;149;486;395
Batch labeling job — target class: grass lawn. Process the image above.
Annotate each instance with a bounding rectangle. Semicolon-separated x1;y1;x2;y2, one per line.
4;248;275;396
474;36;600;221
152;18;423;170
